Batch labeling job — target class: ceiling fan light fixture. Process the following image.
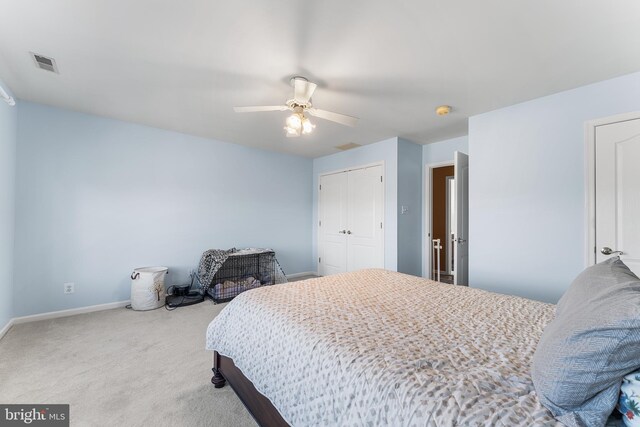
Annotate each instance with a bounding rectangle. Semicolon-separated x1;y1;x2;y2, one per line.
286;112;303;130
302;117;315;134
284;125;301;137
284;110;314;136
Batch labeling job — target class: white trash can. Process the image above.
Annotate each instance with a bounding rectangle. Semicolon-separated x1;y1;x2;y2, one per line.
130;267;168;311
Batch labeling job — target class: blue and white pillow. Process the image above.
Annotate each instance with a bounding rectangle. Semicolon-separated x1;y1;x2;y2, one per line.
619;371;640;426
531;257;640;427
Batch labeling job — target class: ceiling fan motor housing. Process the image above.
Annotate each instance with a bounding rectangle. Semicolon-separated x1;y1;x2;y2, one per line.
290;76;308;85
286;99;311;110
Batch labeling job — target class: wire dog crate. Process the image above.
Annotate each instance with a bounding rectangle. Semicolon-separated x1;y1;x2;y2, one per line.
200;248;287;303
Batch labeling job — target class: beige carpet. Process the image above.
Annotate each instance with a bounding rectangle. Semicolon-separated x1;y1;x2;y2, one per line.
0;300;257;427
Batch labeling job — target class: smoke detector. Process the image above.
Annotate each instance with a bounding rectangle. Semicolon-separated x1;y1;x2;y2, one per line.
435;105;452;116
30;52;59;73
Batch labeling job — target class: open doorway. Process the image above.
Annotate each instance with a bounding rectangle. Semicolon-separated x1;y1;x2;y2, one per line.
424;152;469;285
431;165;455;283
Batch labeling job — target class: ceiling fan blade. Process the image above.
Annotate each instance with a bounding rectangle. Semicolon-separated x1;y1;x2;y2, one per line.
293;79;317;104
233;105;288;113
307;108;358;127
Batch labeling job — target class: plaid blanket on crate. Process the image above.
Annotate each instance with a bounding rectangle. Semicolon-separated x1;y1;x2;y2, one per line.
196;248;237;292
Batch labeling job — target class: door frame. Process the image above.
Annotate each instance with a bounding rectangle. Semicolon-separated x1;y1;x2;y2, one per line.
584;111;640;267
422;160;454;278
317;161;386;275
445;175;455;275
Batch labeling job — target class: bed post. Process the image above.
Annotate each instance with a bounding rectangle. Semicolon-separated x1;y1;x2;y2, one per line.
211;351;226;388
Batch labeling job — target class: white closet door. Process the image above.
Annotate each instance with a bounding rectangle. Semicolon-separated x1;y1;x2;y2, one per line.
346;165;384;271
319;172;348;276
595;119;640;276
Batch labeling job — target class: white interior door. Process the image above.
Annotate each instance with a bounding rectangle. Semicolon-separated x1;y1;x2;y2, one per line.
595;119;640;276
447;176;456;275
346;165;384;271
454;151;469;285
319;172;348;276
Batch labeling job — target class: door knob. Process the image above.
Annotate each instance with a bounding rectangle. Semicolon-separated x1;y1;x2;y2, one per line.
346;230;352;235
338;230;346;234
601;247;623;256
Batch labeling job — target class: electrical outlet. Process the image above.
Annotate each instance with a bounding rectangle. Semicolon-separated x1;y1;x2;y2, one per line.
64;282;74;294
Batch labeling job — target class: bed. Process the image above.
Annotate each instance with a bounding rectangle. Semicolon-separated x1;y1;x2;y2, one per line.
206;269;562;426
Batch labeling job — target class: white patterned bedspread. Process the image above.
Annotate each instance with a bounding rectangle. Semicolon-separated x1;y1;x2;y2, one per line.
206;269;562;426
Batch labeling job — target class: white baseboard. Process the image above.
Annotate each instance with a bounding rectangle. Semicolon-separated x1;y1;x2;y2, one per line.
12;300;131;325
287;271;317;279
1;272;318;341
0;300;130;341
0;318;14;341
0;300;131;342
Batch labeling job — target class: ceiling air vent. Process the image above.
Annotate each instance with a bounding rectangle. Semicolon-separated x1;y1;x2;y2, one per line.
30;52;59;73
335;142;361;151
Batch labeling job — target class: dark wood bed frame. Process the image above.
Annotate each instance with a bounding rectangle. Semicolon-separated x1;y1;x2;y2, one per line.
211;351;289;427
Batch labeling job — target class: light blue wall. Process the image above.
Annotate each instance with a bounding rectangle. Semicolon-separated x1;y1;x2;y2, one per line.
423;136;468;165
312;138;398;271
469;71;640;303
10;68;640;318
14;102;313;316
0;80;17;329
397;139;423;276
421;136;469;276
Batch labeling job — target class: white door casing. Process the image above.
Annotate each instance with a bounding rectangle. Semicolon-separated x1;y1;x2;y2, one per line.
454;151;469;285
593;118;640;276
446;176;456;275
423;160;454;278
319;171;348;276
347;165;384;271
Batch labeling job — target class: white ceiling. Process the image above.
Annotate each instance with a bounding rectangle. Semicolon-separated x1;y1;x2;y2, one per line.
1;1;640;158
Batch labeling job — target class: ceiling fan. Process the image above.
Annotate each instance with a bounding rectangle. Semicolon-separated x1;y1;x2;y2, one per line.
234;76;358;137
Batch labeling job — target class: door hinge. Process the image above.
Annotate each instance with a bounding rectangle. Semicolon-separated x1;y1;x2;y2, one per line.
319;220;321;227
318;257;321;263
380;176;383;182
380;222;383;229
319;184;322;190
